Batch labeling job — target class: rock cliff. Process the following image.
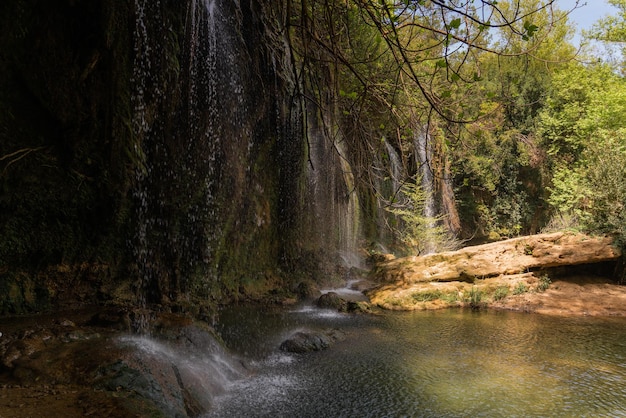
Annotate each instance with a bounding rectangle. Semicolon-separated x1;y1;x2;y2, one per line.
367;232;622;311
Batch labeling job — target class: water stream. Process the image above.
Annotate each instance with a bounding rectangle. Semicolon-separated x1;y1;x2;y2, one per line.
206;304;626;417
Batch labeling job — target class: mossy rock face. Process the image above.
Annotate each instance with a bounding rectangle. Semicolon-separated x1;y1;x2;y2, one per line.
0;272;50;315
0;0;362;313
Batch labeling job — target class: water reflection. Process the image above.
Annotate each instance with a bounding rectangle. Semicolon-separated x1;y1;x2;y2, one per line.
209;306;626;417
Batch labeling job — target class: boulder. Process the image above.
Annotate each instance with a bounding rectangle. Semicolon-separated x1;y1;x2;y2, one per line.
279;329;346;353
343;301;372;314
316;292;347;310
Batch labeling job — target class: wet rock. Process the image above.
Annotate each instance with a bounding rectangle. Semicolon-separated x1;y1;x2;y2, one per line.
295;281;321;300
316;292;347;310
56;319;75;327
279;329;346;353
342;301;372;314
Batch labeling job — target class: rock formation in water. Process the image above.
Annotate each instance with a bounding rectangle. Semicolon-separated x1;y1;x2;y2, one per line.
279;329;346;353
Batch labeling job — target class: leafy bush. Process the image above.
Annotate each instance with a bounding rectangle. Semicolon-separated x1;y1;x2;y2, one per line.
513;282;529;295
537;275;551;292
493;286;510;301
547;129;626;245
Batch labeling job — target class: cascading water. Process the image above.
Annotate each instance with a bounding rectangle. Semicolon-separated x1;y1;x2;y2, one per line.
114;330;248;416
184;0;222;276
305;111;363;270
414;130;436;220
383;139;403;203
131;0;159;323
414;130;438;254
130;0;261;308
335;138;362;268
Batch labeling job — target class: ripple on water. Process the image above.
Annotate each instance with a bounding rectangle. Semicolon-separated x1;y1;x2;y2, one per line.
208;307;626;417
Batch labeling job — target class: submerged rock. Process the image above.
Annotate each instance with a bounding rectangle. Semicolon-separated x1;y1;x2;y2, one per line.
279;329;346;353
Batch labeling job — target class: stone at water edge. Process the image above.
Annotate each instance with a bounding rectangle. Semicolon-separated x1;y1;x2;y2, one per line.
317;292;347;310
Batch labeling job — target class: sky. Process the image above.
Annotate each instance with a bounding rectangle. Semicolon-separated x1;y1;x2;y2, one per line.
557;0;618;45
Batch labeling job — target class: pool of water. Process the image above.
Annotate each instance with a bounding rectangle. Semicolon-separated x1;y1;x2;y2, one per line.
208;304;626;417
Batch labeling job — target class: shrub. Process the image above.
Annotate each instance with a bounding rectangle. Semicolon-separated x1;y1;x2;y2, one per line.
468;286;483;310
537;274;551;292
513;282;529;295
493;285;509;301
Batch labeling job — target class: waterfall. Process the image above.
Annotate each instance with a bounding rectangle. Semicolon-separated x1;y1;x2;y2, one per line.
130;0;229;308
414;131;436;219
131;0;158;311
335;138;362;268
185;0;222;274
383;139;403;203
305;112;363;269
414;130;438;254
129;0;366;307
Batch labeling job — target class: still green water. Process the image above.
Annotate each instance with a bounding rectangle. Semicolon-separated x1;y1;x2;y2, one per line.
208;305;626;417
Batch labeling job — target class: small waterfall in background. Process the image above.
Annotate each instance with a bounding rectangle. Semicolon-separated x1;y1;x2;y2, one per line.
306;113;363;270
335;137;362;268
378;133;440;255
383;139;403;204
414;130;436;220
414;129;437;254
372;138;405;252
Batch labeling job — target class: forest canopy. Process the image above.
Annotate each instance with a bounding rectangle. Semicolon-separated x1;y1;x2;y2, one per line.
285;0;626;250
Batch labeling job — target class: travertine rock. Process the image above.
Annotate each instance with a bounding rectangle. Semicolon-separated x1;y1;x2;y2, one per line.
367;233;621;310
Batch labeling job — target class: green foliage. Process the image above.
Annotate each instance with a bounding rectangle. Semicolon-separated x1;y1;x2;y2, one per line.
537;275;551;292
468;286;483;310
412;290;443;302
493;286;509;301
541;63;626;245
385;178;456;255
513;282;529;295
589;0;626;44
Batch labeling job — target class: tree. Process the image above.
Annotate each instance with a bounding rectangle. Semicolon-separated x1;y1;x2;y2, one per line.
540;62;626;242
286;1;583;250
